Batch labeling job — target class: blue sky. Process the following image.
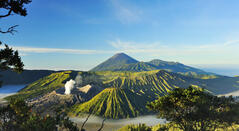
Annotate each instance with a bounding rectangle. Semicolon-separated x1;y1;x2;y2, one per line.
1;0;239;75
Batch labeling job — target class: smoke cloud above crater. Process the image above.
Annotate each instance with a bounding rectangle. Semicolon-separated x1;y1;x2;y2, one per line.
65;79;76;95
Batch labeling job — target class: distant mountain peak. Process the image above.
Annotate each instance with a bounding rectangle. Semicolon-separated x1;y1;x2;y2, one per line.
91;53;213;75
113;52;127;56
111;53;134;59
90;53;138;71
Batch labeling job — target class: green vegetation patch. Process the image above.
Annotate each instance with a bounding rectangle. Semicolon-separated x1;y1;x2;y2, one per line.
6;71;74;100
69;88;151;119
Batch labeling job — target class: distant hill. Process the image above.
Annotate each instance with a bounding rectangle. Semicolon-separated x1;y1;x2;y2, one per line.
90;53;218;79
148;59;209;74
0;69;56;85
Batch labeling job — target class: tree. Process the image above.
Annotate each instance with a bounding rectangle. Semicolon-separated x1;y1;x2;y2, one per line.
147;86;239;131
0;0;31;86
0;99;79;131
0;42;24;73
0;0;32;34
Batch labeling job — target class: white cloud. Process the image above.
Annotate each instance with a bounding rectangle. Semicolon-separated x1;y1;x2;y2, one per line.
224;40;239;46
0;46;112;55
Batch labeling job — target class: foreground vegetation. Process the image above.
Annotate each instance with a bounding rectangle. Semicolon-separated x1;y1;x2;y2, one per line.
118;123;239;131
119;86;239;131
0;99;78;131
3;86;239;131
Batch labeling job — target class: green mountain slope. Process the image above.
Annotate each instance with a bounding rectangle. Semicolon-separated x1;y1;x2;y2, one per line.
113;62;158;72
97;70;203;98
91;53;138;71
69;88;151;119
6;71;78;100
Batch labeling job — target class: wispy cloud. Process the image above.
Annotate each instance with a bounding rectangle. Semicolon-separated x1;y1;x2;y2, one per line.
110;0;142;24
224;40;239;46
108;39;239;64
0;46;113;55
109;39;239;54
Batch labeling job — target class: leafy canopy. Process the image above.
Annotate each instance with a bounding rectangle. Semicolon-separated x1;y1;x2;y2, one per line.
0;99;79;131
147;86;239;131
0;0;32;86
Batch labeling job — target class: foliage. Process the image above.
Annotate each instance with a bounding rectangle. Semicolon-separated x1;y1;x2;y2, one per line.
0;99;79;131
0;0;32;34
147;86;239;131
117;124;152;131
0;0;31;86
0;0;31;18
0;42;24;73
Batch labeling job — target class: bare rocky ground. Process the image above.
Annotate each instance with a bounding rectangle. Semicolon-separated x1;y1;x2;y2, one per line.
28;84;102;115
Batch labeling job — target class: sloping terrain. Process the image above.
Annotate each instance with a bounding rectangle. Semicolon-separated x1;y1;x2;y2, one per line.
69;88;151;119
113;62;158;72
6;71;78;100
96;70;204;98
148;59;209;74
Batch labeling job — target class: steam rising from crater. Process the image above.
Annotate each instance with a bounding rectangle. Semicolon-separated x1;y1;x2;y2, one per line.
64;74;83;95
64;79;76;95
75;75;82;87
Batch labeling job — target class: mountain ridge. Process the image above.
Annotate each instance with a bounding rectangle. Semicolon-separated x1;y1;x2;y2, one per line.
90;53;216;77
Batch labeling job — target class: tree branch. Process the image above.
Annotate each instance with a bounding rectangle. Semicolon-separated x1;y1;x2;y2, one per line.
97;118;106;131
0;25;18;35
80;112;92;131
0;9;13;18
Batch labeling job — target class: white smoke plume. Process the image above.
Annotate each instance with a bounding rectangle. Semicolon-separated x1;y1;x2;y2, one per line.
75;74;82;87
65;79;76;95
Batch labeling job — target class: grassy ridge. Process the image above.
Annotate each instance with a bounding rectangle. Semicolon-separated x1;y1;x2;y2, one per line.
6;71;75;100
94;70;204;97
69;88;151;119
